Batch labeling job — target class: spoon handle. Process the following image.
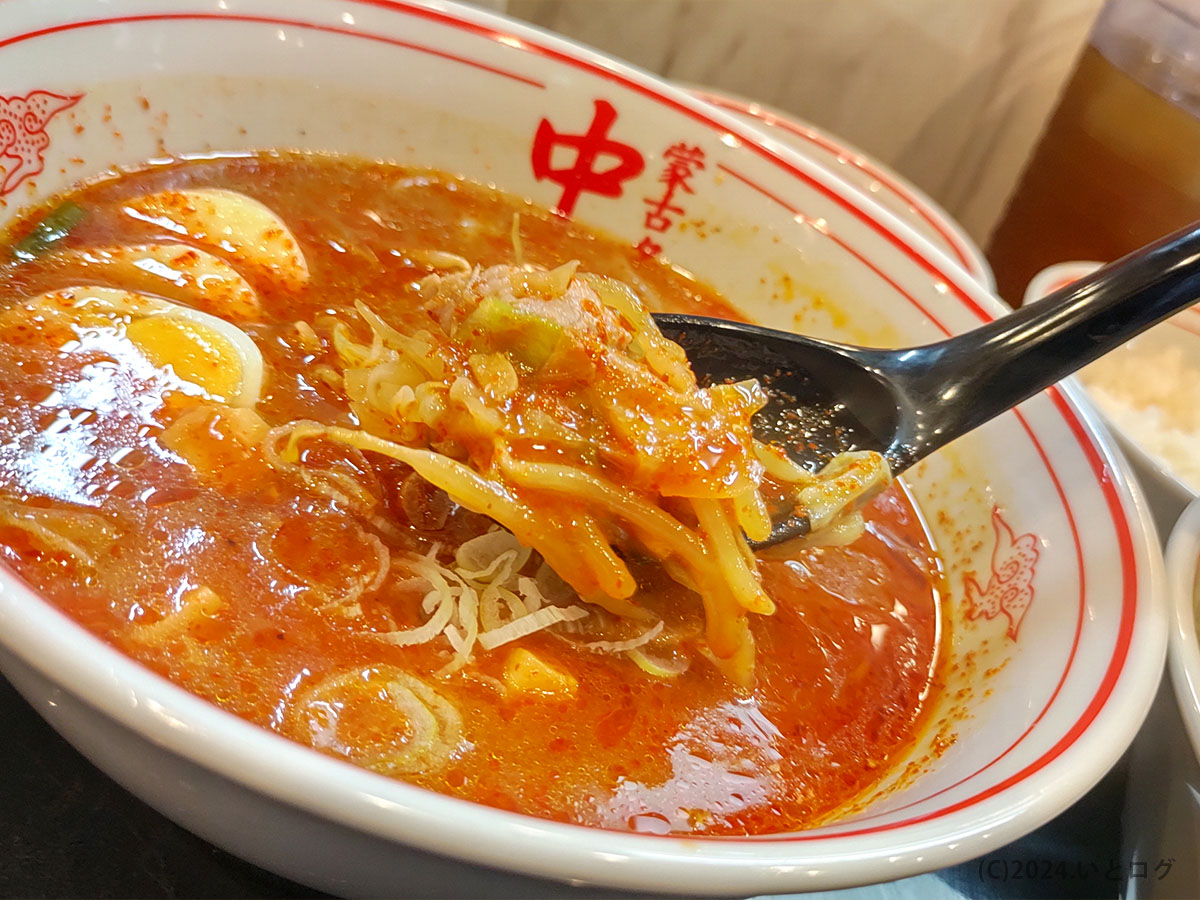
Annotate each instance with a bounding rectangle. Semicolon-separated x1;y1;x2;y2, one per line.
884;220;1200;469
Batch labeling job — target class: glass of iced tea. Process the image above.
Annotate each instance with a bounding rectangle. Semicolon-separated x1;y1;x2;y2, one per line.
986;0;1200;305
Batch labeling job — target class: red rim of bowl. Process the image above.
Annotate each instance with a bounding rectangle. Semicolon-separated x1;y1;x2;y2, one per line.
689;86;993;289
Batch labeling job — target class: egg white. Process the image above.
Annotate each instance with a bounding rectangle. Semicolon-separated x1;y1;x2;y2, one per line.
31;286;264;407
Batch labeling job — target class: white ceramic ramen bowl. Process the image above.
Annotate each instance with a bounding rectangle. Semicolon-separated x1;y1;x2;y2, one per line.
0;1;1167;895
688;87;995;292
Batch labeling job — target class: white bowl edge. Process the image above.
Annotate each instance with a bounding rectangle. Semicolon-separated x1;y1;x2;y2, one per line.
1166;497;1200;767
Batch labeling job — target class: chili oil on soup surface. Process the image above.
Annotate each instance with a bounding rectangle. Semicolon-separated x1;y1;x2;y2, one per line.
0;153;945;835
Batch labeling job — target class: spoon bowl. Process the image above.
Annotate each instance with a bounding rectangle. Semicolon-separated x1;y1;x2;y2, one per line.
657;221;1200;545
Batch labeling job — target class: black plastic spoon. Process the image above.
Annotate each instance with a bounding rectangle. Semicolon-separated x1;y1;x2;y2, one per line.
654;221;1200;547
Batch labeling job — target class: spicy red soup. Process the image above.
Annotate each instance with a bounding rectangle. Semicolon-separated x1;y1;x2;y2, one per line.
0;153;944;834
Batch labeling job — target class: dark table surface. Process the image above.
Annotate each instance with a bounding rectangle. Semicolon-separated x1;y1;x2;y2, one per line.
4;665;1175;900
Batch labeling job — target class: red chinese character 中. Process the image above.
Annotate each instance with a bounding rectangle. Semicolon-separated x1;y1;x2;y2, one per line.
531;99;645;217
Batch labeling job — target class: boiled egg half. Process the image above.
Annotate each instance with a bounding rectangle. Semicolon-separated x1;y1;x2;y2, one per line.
28;285;263;407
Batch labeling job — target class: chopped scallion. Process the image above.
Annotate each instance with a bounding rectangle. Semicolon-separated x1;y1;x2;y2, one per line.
11;201;87;262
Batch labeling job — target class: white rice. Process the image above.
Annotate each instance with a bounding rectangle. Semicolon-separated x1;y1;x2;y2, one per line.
1079;342;1200;492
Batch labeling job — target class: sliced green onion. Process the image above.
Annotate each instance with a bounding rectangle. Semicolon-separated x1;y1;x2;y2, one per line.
11;201;87;262
458;295;564;369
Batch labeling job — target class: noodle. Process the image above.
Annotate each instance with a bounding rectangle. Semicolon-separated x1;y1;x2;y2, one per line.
270;260;890;683
0;502;116;568
129;586;225;645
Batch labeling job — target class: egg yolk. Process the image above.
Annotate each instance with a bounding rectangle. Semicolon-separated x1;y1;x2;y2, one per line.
126;315;244;401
